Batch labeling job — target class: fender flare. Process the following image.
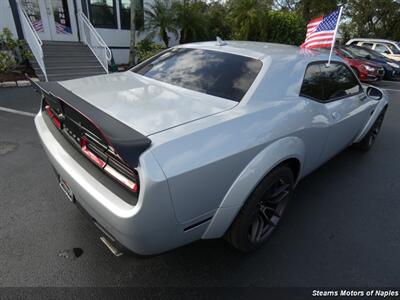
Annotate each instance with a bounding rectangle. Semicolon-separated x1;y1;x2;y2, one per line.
202;136;305;239
354;90;389;143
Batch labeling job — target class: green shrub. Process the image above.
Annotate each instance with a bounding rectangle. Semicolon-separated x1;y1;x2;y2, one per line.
260;11;306;45
135;38;164;63
0;27;32;71
0;51;17;73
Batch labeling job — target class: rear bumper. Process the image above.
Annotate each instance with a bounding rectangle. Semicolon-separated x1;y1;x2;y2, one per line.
35;112;203;255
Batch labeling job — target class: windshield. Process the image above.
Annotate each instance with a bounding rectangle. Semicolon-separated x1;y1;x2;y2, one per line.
131;48;263;102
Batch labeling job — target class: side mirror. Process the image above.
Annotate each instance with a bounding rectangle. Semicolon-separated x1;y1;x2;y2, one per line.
366;86;383;100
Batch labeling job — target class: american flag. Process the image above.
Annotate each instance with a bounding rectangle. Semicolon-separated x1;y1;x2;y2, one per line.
56;22;72;35
301;8;342;49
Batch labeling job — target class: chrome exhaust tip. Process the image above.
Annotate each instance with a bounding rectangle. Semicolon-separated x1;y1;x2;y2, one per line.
100;236;124;257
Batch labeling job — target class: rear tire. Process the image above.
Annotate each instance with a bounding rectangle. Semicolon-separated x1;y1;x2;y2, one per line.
225;165;294;252
353;108;386;152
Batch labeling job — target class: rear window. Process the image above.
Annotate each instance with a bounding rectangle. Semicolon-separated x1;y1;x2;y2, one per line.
131;48;262;102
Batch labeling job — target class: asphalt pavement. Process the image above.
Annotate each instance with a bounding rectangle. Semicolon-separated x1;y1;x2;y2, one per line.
0;81;399;287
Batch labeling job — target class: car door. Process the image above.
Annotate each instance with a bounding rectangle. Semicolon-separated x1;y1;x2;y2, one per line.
321;62;377;159
319;62;377;160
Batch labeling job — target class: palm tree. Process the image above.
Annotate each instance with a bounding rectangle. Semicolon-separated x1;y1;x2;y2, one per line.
129;0;137;65
145;0;178;48
174;0;207;44
227;0;272;40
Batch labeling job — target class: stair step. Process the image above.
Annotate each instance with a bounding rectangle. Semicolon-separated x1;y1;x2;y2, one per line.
44;52;98;58
48;72;106;81
33;59;101;66
43;41;84;46
47;68;106;75
44;57;99;63
44;49;93;55
46;66;105;73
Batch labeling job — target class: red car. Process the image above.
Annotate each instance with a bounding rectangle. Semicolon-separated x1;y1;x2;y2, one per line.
335;47;385;82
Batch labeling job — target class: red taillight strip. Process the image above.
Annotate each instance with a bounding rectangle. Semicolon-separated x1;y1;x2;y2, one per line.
104;165;139;192
44;105;61;129
80;138;106;168
80;138;138;192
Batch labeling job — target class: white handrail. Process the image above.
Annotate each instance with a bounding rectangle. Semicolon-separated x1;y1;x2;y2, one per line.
17;2;48;81
78;11;111;73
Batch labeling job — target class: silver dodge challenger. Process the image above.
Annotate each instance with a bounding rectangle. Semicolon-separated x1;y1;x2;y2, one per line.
32;41;388;256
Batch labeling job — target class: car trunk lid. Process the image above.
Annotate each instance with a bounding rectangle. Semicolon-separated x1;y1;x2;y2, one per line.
59;71;237;136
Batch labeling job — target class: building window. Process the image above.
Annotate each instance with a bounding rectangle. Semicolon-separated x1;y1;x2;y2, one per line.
119;0;144;30
89;0;117;28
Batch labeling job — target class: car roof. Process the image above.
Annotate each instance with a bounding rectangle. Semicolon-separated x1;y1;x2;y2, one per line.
347;38;398;45
176;40;337;63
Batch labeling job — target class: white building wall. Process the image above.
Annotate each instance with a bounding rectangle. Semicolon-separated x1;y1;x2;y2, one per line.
82;0;179;64
0;1;18;38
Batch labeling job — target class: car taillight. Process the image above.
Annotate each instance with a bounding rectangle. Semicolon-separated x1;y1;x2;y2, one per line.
44;105;61;129
80;138;106;168
104;164;139;192
80;137;139;193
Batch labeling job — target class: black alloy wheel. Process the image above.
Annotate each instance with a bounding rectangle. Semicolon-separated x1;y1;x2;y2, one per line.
226;165;294;252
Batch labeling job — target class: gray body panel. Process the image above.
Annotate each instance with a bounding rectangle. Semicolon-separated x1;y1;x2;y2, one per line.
35;41;389;255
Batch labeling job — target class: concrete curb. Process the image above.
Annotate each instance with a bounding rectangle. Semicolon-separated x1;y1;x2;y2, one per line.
0;78;39;88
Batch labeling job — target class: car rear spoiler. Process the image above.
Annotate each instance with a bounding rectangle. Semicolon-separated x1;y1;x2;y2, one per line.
27;76;151;169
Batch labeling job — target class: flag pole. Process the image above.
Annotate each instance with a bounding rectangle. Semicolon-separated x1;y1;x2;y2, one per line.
327;6;343;67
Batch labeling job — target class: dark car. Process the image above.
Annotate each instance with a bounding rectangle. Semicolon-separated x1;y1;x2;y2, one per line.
345;45;400;80
334;47;384;82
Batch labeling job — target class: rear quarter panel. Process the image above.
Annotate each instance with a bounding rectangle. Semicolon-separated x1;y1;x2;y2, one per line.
149;97;330;226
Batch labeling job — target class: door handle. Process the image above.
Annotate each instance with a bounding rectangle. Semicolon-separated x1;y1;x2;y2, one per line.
331;111;341;121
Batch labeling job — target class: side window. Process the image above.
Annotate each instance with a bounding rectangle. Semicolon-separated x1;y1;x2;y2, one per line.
386;44;400;54
321;63;361;101
361;42;374;49
301;62;362;102
300;64;324;100
374;44;391;55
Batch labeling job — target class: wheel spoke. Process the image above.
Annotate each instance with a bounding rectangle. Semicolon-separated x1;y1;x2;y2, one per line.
250;215;265;242
263;205;281;217
260;206;277;226
269;181;290;198
268;181;290;204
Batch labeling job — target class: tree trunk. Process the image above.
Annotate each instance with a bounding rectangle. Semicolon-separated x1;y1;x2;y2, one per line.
129;0;137;66
162;29;169;48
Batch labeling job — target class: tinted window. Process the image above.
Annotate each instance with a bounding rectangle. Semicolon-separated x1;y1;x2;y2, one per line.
89;0;116;28
362;43;374;49
375;44;391;54
322;63;361;100
131;48;263;102
347;46;384;59
386;44;400;54
300;64;324;100
301;62;361;102
120;0;144;30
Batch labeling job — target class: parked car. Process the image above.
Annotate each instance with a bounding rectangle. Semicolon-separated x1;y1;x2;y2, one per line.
332;46;385;82
346;38;400;62
31;42;388;255
345;45;400;80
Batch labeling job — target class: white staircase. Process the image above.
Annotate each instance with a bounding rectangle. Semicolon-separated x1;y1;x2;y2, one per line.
18;4;111;82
